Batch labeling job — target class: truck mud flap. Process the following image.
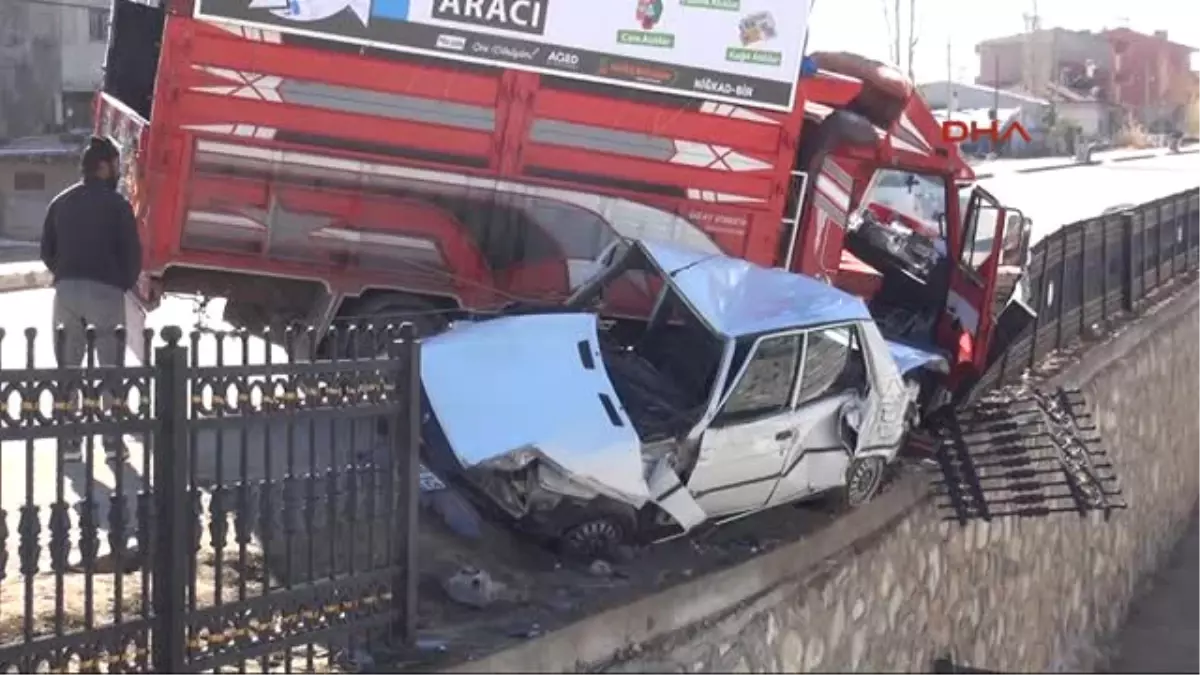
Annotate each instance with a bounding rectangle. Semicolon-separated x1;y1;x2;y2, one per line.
926;387;1125;523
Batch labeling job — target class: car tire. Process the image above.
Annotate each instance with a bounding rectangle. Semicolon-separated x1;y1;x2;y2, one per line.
552;500;637;561
843;455;887;508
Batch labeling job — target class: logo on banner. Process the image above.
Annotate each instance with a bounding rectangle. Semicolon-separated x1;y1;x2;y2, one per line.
619;0;673;48
431;0;549;36
635;0;663;29
247;0;372;25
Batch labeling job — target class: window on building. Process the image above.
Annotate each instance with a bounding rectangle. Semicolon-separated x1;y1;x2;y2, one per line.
14;172;46;192
89;8;110;42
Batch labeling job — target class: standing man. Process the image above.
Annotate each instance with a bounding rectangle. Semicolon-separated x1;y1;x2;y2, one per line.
40;135;143;462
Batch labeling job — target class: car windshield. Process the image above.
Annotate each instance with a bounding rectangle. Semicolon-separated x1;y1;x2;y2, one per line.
566;242;725;440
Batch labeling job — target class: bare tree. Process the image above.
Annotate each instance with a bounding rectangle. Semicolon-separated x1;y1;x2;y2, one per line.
880;0;898;65
906;0;919;81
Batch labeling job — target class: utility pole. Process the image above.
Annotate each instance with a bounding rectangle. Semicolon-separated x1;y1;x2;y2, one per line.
894;0;901;65
993;53;1001;114
946;38;954;121
906;0;917;81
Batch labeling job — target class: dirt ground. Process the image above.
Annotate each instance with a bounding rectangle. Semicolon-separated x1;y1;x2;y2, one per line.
390;474;912;671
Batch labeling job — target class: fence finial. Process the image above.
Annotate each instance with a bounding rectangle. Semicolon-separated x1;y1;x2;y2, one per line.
160;325;183;345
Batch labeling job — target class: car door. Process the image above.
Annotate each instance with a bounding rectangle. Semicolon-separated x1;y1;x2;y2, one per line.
687;332;805;518
767;323;871;506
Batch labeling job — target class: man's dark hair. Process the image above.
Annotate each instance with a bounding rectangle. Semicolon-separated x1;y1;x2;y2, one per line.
81;136;120;176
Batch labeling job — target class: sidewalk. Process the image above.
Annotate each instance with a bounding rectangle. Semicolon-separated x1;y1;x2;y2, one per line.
972;147;1196;180
1102;509;1199;673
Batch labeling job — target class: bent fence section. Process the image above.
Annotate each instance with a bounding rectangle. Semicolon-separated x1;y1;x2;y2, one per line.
980;188;1199;393
0;324;422;673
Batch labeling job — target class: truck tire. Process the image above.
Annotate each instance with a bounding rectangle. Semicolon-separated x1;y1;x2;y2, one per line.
328;294;451;359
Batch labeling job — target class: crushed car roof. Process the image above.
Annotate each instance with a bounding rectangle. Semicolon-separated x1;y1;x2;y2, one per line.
638;239;872;338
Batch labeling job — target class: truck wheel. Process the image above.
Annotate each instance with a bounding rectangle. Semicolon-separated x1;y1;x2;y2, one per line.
345;295;449;338
330;295;451;359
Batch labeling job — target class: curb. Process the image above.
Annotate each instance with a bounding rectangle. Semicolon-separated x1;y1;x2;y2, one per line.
0;267;52;293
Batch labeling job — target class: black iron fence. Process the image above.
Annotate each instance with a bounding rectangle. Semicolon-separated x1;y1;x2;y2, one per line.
979;188;1200;392
0;324;421;673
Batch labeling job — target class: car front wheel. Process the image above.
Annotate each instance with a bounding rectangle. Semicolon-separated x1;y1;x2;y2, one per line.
844;455;887;507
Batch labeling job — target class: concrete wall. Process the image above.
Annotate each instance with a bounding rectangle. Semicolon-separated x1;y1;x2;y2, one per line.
449;282;1200;673
0;158;77;241
0;3;62;138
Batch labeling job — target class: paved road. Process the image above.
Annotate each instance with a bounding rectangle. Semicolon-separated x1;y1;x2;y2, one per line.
1104;510;1199;673
970;147;1181;178
978;151;1200;245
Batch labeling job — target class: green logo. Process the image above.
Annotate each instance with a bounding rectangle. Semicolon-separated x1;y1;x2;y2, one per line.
681;0;740;9
636;0;664;29
726;47;782;66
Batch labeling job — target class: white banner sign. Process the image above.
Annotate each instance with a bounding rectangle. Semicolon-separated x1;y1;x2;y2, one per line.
195;0;810;111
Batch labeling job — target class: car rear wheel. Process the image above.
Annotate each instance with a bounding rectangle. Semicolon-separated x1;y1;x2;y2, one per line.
844;455;887;507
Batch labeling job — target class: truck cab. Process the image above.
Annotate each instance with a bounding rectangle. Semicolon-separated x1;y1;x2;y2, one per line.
784;53;1035;393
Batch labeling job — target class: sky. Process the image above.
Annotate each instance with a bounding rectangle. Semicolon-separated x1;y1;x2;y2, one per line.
805;0;1200;85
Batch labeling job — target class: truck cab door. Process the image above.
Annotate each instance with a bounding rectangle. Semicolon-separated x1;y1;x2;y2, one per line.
985;209;1038;369
938;186;1007;376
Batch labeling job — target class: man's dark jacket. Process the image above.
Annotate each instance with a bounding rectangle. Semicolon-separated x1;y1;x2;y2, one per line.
40;178;143;292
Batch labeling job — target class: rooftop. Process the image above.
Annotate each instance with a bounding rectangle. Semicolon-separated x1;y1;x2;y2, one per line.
917;80;1050;106
0;132;87;159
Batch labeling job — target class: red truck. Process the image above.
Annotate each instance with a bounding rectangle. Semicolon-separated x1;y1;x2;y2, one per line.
97;0;1033;395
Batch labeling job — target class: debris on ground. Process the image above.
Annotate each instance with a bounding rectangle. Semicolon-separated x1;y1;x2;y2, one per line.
588;559;614;578
442;567;509;609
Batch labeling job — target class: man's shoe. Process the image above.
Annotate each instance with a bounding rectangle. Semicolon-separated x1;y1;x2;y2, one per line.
103;437;130;463
60;438;83;463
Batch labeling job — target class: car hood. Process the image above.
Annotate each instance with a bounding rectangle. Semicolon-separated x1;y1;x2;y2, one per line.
884;339;949;376
419;312;651;506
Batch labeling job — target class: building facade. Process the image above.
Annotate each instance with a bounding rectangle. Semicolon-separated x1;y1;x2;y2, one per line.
0;0;109;139
974;27;1197;134
57;0;112;129
1105;28;1197;132
975;29;1114;102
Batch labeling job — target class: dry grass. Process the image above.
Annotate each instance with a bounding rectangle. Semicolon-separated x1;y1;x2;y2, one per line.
1114;122;1158;149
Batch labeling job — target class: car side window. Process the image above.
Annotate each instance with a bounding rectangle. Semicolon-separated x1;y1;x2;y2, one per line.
715;333;802;425
796;325;868;406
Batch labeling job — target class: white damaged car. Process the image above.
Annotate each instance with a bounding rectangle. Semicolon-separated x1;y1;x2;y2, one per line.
417;240;948;557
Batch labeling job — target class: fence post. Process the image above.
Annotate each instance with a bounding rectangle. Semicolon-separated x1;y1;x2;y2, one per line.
1121;212;1135;313
151;327;189;673
1027;238;1051;372
391;323;421;647
1053;232;1068;352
